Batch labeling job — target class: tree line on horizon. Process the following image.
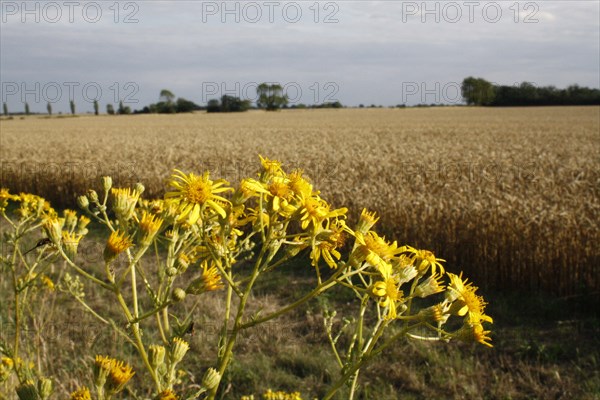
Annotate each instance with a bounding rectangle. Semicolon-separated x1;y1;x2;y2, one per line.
2;79;599;117
461;77;600;107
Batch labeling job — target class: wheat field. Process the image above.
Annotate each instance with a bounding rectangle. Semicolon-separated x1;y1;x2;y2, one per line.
1;107;598;296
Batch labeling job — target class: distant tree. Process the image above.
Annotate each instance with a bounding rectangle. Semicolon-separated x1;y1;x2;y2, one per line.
321;101;342;108
118;101;131;115
206;96;251;113
24;102;30;115
159;102;177;113
70;100;76;115
257;83;287;111
221;95;251;112
93;100;99;115
176;97;200;113
206;99;221;113
358;104;364;108
159;89;175;104
3;102;7;116
47;102;52;115
461;77;495;105
106;104;115;115
491;82;600;106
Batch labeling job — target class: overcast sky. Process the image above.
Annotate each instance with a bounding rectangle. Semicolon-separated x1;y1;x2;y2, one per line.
1;0;598;112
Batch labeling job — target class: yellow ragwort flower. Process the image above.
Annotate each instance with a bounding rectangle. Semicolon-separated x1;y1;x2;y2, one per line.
298;195;347;231
454;322;493;348
259;155;284;177
311;219;350;269
105;357;135;394
0;188;15;211
446;273;493;325
267;176;295;212
186;261;224;295
103;230;133;263
401;247;446;275
351;231;401;274
165;169;233;223
287;169;313;199
240;178;270;198
70;387;91;400
157;389;179;400
372;277;404;319
41;275;55;291
1;357;13;369
263;389;303;400
138;210;163;245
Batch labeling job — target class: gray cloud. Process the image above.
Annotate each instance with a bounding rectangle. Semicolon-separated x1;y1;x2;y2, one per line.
1;0;598;112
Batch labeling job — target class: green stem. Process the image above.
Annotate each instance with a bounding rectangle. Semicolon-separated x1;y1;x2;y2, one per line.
129;301;172;324
326;325;344;369
57;247;112;290
348;370;360;400
208;245;268;400
114;290;161;392
323;322;418;400
162;307;170;339
10;242;24;384
239;266;357;330
156;313;168;345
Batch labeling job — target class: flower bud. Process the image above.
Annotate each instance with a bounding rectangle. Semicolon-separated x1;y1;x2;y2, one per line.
356;209;379;235
16;381;38;400
170;337;189;364
35;198;45;216
42;217;62;246
102;176;113;192
166;267;178;277
77;216;91;235
63;209;78;232
417;303;450;325
149;345;166;370
201;368;221;391
134;182;145;195
62;231;82;261
413;274;444;298
172;288;186;302
176;253;190;273
77;195;89;210
37;377;53;400
88;190;99;203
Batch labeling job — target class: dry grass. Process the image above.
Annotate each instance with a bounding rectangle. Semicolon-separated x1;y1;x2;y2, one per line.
1;107;598;295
